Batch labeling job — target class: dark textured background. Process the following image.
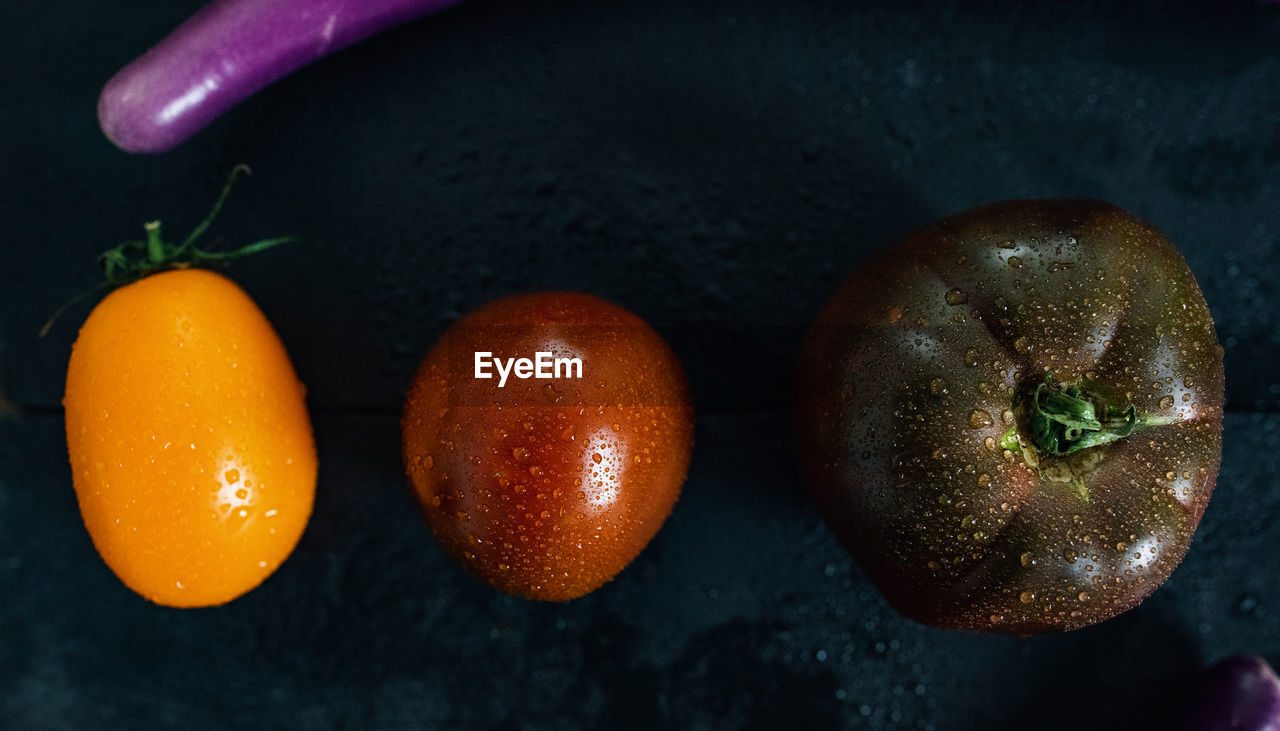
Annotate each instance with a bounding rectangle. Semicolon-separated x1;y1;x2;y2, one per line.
2;1;1279;728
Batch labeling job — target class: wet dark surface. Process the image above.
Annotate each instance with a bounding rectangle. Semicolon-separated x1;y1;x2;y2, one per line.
2;0;1278;728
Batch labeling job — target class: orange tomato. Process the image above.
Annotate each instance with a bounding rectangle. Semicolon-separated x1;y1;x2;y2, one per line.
64;268;316;607
402;292;694;601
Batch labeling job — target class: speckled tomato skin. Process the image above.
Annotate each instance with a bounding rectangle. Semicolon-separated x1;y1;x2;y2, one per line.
796;200;1224;634
401;292;693;601
64;269;317;608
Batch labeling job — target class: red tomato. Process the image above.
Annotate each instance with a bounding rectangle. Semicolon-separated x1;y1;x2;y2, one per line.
401;292;693;600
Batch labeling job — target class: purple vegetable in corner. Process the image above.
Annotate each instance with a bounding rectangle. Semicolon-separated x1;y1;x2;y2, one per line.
1177;656;1280;731
98;0;465;154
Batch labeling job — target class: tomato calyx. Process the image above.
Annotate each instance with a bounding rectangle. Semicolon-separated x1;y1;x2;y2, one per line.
994;377;1140;503
99;165;296;286
40;166;298;338
1025;378;1137;458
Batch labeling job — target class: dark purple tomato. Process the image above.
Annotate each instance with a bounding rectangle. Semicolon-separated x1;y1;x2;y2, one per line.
796;200;1224;633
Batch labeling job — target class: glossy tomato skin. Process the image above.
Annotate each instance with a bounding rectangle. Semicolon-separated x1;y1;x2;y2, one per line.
402;292;693;601
64;269;316;607
796;200;1224;633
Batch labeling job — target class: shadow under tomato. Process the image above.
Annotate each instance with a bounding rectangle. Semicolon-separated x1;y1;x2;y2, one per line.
994;608;1200;731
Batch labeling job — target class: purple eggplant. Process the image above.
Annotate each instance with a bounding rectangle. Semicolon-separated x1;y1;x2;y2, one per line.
98;0;465;154
1177;656;1280;731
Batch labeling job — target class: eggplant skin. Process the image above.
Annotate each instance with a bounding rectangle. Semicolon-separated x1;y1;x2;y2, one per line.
1175;657;1280;731
98;0;463;154
795;200;1224;634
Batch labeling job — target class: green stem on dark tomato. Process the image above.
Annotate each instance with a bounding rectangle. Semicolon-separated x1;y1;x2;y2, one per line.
1026;379;1137;457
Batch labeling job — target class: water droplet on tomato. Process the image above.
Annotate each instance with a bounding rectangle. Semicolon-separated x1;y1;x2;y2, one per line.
969;410;993;428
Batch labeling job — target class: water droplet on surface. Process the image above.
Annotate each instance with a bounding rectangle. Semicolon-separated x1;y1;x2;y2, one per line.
224;469;240;484
944;288;968;306
1008;256;1023;268
1236;594;1261;616
1019;591;1034;604
1159;395;1174;410
1020;552;1032;567
930;378;947;395
997;239;1016;249
512;447;530;462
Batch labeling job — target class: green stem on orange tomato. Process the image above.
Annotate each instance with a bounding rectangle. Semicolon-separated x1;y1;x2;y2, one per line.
40;165;296;337
98;165;297;286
